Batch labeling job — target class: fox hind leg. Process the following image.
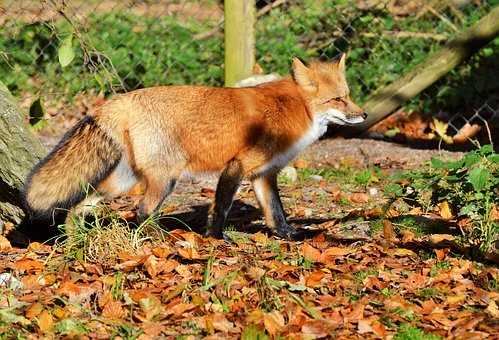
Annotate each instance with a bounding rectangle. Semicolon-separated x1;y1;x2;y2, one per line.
206;159;244;238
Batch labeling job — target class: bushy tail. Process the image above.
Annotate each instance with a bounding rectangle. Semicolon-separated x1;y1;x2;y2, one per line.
24;116;122;218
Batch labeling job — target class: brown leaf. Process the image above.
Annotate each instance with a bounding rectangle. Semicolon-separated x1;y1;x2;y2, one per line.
37;310;54;333
247;266;266;281
453;123;481;143
305;270;325;287
486;300;499;318
293;158;309;169
302;243;321;262
201;187;215;198
177;247;201;260
25;302;43;319
349;192;369;203
209;313;235;333
251;232;268;245
264;310;285;336
144;255;159;278
152;246;171;258
371;320;387;337
434;248;450;261
102;300;126;319
320;247;354;263
56;281;81;297
301;319;329;338
383;220;397;242
357;319;373;334
14;259;44;272
429;234;455;244
0;235;12;250
401;229;415;243
139;296;163;321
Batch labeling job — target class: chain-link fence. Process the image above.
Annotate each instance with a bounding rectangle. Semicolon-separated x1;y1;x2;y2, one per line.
1;0;497;148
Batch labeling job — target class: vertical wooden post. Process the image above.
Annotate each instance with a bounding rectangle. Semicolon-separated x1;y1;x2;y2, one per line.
224;0;255;87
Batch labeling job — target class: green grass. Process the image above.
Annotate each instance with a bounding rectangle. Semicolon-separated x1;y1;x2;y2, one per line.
1;0;496;115
394;324;442;340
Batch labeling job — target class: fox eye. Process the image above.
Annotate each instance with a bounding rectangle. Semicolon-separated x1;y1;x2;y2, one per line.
323;97;343;104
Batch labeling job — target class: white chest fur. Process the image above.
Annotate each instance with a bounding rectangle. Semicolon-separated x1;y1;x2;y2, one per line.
255;115;328;176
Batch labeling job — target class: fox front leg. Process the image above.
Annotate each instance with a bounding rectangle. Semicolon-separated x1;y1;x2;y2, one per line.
206;159;244;238
252;172;299;240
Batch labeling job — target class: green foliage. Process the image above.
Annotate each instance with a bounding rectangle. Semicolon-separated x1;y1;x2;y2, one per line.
395;324;442;340
387;145;499;253
0;0;495;113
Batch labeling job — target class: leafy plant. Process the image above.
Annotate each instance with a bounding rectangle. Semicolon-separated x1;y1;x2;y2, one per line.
385;145;499;254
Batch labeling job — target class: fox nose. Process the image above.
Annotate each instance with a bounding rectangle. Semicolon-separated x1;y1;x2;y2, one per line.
362;112;368;119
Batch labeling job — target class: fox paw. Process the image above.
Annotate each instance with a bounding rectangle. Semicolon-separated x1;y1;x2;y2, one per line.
274;224;302;241
204;228;223;239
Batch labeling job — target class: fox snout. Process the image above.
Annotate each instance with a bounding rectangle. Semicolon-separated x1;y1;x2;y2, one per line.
322;108;368;125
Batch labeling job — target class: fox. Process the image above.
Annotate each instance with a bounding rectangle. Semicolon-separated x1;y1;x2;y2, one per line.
23;54;367;239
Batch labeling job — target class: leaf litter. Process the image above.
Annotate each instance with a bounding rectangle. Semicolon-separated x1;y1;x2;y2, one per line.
1;153;498;339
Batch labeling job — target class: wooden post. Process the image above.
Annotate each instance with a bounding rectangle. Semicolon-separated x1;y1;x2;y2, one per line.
350;5;499;132
224;0;255;87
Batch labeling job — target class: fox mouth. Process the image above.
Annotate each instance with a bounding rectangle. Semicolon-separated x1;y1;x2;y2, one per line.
322;109;366;125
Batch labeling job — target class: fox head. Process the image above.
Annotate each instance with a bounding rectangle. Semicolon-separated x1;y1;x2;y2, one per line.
292;54;367;125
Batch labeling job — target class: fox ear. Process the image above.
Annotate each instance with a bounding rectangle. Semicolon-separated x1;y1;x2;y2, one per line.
337;53;347;73
292;57;317;92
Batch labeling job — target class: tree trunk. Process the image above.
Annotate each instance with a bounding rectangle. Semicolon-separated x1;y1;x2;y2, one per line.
0;85;45;232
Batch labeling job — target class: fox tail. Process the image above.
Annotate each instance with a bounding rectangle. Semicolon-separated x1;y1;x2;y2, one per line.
23;116;122;218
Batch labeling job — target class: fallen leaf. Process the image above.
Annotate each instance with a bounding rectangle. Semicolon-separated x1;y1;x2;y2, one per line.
429;234;455;244
383;220;398;242
349;192;369;203
25;302;43;319
453;123;481;143
305;270;325;287
401;229;415;243
264;310;285;336
139;296;163;321
358;319;373;334
144;255;159;278
13;259;44;272
0;235;12;250
252;232;268;245
152;246;171;258
177;247;201;260
102;300;126;319
293;158;309;169
201;187;215;198
434;248;450;261
302;243;321;262
37;310;54;333
486;300;499;318
438;201;453;219
301;319;329;338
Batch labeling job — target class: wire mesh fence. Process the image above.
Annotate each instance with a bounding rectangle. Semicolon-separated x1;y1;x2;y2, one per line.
0;0;497;148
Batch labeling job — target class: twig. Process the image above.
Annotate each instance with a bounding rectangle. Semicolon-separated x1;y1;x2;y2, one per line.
361;30;448;41
193;0;288;40
425;5;459;32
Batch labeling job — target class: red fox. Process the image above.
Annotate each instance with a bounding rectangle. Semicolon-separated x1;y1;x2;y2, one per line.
23;54;367;239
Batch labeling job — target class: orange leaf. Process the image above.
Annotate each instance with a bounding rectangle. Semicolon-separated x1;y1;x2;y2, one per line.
0;235;12;251
320;247;353;263
177;247;201;260
438;201;453;219
305;270;325;287
144;255;159;278
434;248;450;261
383;220;397;242
301;319;329;337
152;246;171;258
56;281;81;297
264;310;285;336
102;300;126;319
14;259;44;272
371;320;387;337
25;302;43;319
357;319;373;334
302;243;321;262
349;192;369;203
37;310;54;333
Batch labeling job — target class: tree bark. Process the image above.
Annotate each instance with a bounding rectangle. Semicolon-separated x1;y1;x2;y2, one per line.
0;85;45;231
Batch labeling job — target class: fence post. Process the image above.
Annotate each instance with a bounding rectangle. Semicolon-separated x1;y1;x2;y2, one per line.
224;0;255;87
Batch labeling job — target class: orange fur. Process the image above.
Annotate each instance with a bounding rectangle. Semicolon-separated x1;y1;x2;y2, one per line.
24;56;366;234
